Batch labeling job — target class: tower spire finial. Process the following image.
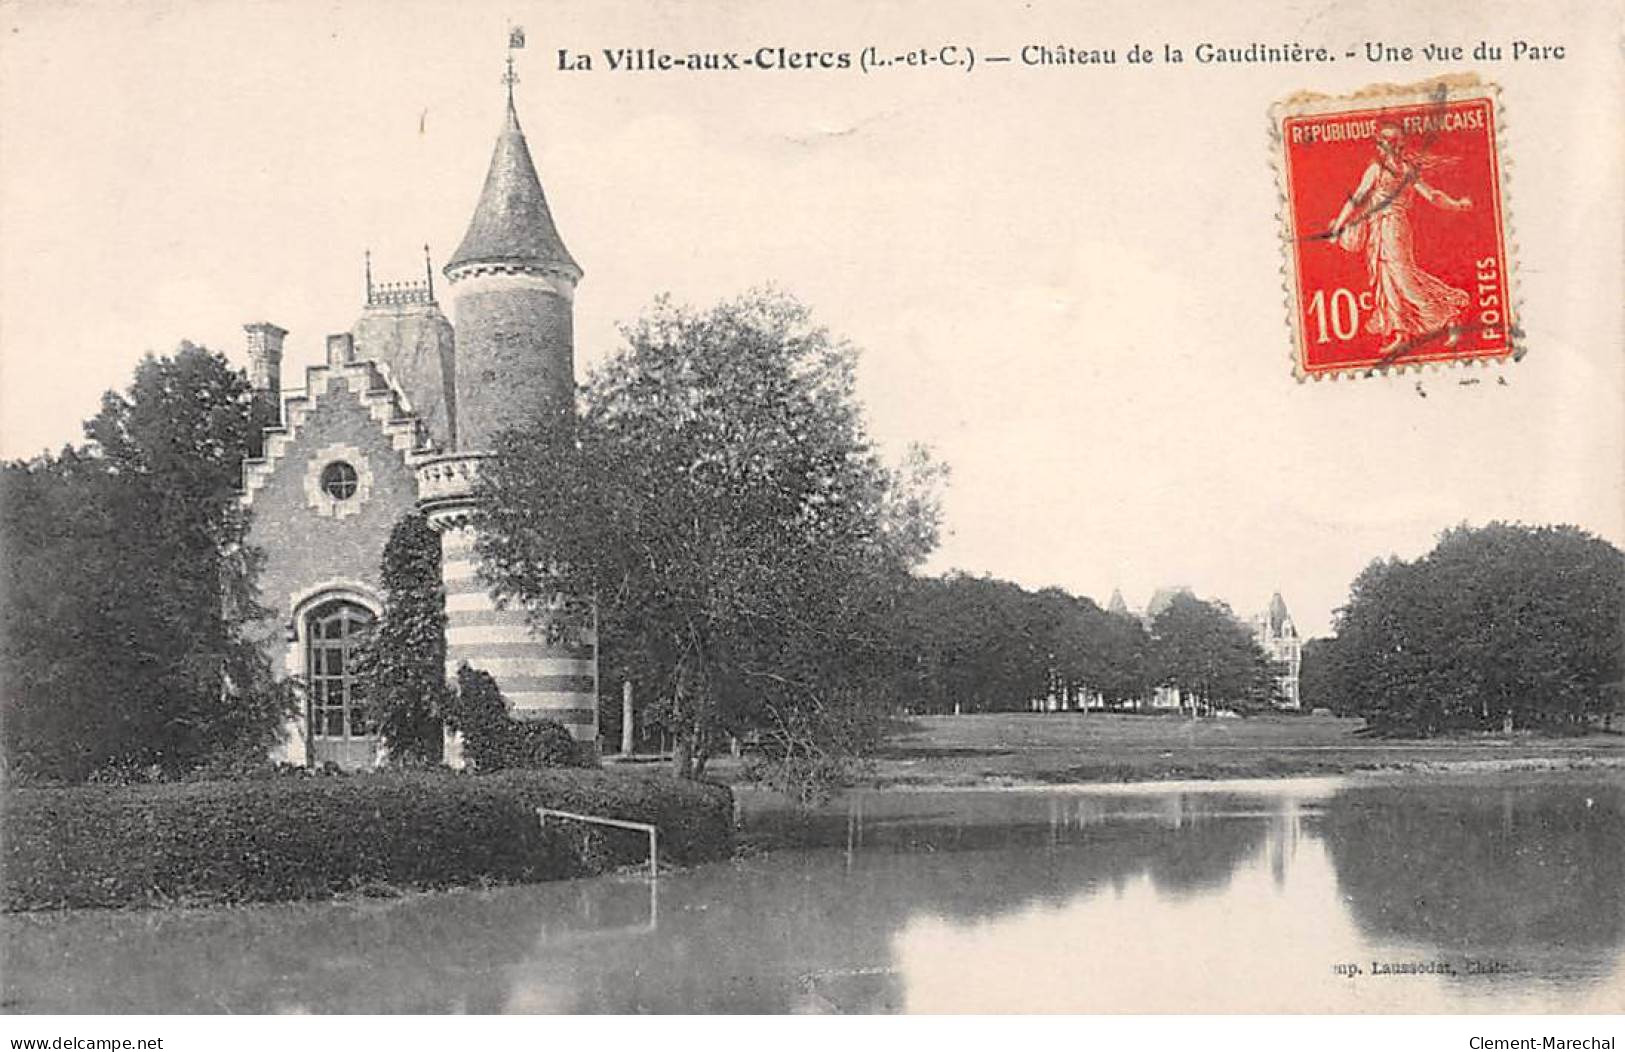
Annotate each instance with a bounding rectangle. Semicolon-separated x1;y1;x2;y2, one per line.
364;249;373;304
423;243;435;301
503;53;518;103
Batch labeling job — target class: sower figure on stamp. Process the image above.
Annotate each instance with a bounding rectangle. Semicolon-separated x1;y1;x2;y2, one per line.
1328;122;1473;355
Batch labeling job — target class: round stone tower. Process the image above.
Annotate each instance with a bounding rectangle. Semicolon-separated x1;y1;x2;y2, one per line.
442;93;581;451
417;83;598;753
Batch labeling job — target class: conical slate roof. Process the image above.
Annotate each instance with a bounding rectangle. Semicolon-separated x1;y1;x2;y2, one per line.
446;98;579;278
1107;588;1129;616
1267;591;1295;635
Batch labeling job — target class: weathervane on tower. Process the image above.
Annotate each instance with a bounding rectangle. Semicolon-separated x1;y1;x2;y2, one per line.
504;25;525;101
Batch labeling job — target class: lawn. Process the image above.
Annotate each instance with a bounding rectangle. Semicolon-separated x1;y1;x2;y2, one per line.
855;711;1625;787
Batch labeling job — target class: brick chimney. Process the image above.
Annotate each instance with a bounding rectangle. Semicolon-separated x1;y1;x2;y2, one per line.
325;332;356;366
244;322;288;397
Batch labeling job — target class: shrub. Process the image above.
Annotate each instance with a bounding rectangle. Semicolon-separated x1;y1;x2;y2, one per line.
2;767;733;910
444;665;592;771
515;719;586;767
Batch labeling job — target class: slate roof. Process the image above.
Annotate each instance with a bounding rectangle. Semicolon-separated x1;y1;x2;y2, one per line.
1145;585;1194;621
446;97;579;278
1266;591;1296;636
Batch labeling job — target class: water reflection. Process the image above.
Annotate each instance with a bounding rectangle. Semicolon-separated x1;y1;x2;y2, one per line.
3;775;1620;1013
1318;780;1625;969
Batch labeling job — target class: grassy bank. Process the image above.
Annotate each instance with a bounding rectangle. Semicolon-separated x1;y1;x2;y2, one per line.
2;768;733;911
826;712;1625;789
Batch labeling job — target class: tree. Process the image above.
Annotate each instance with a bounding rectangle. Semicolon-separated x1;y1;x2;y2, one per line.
1297;636;1345;714
1149;593;1273;713
1092;608;1154;708
1;344;288;780
889;575;1157;716
1031;587;1088;709
360;512;447;763
900;574;1049;715
1327;523;1623;734
475;291;943;790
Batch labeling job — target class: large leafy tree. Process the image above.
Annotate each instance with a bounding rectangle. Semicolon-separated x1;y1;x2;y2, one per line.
904;574;1049;714
1326;523;1623;733
1090;607;1154;707
1297;636;1344;714
1031;587;1091;709
476;291;943;788
1149;593;1274;712
1;344;287;780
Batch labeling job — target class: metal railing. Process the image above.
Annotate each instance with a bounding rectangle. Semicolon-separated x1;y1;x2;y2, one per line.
537;807;659;881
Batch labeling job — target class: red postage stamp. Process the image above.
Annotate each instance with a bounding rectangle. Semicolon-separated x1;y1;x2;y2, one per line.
1272;76;1516;378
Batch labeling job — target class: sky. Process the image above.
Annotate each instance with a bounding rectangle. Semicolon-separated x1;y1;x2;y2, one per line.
1;0;1620;638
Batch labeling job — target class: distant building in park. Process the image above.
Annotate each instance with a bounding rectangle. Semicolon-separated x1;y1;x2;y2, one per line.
1050;586;1302;713
1250;591;1303;709
238;67;596;768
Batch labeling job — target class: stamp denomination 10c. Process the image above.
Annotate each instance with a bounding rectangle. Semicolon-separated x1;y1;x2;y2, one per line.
1273;76;1516;378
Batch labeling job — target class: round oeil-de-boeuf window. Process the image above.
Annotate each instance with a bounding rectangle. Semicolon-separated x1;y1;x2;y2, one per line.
320;461;359;501
304;445;370;519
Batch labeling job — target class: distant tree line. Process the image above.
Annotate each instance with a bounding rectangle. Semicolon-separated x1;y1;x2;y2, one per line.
1300;523;1623;734
881;577;1273;717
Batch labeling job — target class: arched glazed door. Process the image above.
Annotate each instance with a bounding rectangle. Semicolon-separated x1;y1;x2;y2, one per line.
306;598;377;769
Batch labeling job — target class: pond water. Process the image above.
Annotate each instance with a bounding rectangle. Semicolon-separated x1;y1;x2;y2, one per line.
4;772;1621;1013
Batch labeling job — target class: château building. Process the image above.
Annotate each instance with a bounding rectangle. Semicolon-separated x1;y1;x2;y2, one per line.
238;75;596;769
1250;591;1302;709
1082;586;1302;712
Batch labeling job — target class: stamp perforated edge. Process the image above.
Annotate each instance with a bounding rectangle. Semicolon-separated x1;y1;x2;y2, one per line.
1268;73;1522;383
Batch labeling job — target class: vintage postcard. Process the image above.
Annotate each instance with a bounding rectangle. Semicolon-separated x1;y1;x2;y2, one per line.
0;0;1620;1040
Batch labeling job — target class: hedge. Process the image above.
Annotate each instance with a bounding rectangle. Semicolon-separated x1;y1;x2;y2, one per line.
1;768;733;910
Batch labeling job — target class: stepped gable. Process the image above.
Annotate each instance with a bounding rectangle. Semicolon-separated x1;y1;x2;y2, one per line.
239;355;433;508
